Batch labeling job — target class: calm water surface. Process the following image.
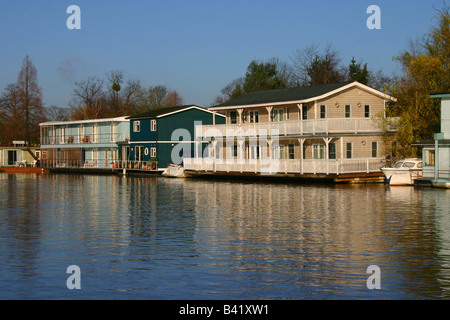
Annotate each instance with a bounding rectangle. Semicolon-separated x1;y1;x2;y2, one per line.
1;173;450;299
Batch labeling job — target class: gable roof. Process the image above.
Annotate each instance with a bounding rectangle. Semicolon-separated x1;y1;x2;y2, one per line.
209;81;396;110
127;105;225;119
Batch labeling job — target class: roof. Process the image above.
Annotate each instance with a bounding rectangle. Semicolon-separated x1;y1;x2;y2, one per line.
430;92;450;98
127;105;225;119
39;116;129;126
209;81;396;110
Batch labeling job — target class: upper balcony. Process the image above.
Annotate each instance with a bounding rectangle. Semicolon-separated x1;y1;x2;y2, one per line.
40;133;129;146
195;118;398;139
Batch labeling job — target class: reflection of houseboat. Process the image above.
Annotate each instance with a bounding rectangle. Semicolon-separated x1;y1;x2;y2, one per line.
382;158;422;185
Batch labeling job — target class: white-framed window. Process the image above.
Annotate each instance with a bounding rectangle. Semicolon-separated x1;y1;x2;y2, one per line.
372;141;378;158
320;105;326;119
249;145;260;160
135;146;143;161
273;145;285;159
229;111;237;124
346;142;352;159
345;105;351;118
150;119;157;131
424;149;435;166
150;147;157;158
329;142;336;159
133;121;140;132
313;144;325;159
249;110;259;123
288;144;295;159
365;105;370;118
273;108;284;122
285;107;290;120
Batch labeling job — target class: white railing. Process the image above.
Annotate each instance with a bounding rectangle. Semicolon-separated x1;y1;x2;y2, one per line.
41;159;158;170
196;118;393;138
41;133;129;145
183;158;384;175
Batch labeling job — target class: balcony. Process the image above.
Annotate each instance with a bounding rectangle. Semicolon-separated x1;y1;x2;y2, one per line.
41;133;130;146
195;118;397;138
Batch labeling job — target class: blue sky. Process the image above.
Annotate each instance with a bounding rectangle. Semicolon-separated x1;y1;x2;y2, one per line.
0;0;445;109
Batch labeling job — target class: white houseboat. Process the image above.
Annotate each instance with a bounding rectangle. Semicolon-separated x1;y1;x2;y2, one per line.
184;81;397;183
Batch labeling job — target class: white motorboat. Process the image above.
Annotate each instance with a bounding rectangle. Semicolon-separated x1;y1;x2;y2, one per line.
381;158;422;185
162;163;186;178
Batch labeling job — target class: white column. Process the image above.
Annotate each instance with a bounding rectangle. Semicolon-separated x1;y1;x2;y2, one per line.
237;108;243;124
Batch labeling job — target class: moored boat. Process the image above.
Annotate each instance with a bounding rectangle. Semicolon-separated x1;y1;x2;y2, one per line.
162;163;185;178
381;158;422;185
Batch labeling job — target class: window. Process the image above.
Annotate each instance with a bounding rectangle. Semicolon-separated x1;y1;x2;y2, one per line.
233;144;238;157
372;142;378;158
288;144;295;159
302;106;308;120
250;145;260;160
249;110;259;123
346;142;352;159
345;105;351;118
313;144;325;159
329;142;336;159
365;105;370;118
320;105;326;119
151;147;156;158
285;107;290;120
273;108;284;122
241;110;247;123
230;111;237;124
133;121;140;132
135;146;143;161
424;149;435;166
151;119;157;131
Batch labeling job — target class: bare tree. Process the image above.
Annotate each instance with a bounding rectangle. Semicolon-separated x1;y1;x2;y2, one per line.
289;43;346;85
70;76;105;119
14;55;46;143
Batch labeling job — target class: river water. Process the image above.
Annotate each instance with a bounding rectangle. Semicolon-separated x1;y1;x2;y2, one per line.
1;173;450;300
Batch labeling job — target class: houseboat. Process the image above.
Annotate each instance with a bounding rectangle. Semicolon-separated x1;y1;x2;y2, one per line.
381;158;422;185
39;116;130;171
184;81;397;183
126;105;225;172
0;141;43;173
419;92;450;188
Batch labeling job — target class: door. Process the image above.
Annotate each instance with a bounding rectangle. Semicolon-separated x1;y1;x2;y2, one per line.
7;150;17;166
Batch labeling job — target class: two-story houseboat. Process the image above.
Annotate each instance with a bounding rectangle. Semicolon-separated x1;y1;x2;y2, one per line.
126;105;225;172
39;117;130;170
184;81;397;183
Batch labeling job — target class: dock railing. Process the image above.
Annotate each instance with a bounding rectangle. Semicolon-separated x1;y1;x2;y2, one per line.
183;157;384;175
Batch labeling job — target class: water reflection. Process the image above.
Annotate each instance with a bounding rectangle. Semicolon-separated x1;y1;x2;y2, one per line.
1;173;450;299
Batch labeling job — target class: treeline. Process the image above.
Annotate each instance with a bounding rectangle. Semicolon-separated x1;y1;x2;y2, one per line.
212;47;392;105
